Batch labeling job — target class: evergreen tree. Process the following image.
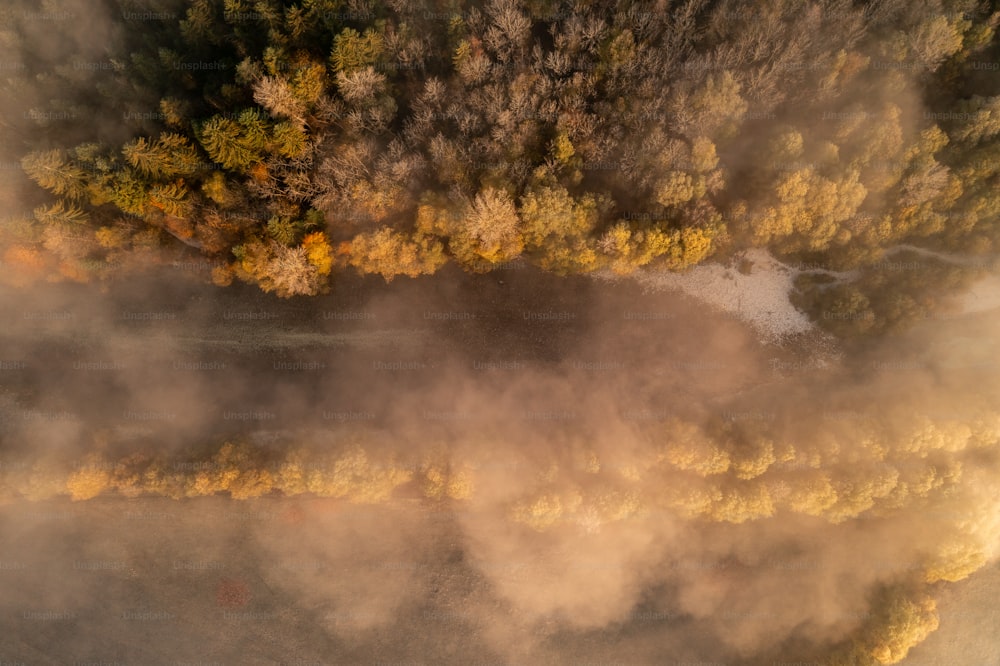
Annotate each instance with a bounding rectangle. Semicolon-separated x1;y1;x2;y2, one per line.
198;115;258;171
21;150;87;200
33;200;88;227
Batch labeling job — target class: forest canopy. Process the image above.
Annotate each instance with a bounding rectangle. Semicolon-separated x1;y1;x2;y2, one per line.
1;0;998;334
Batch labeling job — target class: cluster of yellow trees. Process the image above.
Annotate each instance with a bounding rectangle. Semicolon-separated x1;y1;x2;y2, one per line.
2;405;996;664
824;582;941;665
501;413;992;533
1;167;721;292
8;0;991;302
3;410;993;585
0;441;472;505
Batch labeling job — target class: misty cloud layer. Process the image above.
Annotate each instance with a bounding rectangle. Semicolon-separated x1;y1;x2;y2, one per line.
1;0;999;664
0;261;998;664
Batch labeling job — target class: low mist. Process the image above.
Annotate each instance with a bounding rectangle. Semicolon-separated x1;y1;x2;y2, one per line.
0;261;998;664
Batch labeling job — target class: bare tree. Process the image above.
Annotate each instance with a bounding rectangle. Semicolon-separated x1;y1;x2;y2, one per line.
336;67;388;105
465;186;521;254
253;76;307;126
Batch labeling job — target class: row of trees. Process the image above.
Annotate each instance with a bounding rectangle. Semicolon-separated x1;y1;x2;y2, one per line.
3;400;996;664
7;440;423;503
4;405;995;579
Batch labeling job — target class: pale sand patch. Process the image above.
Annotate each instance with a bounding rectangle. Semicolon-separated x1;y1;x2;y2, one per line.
604;247;1000;340
598;248;815;343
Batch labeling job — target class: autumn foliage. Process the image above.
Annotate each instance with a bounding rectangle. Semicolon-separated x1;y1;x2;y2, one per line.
3;0;994;309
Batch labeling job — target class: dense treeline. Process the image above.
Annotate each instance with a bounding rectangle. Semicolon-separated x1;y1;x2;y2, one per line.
3;400;998;663
1;0;997;333
7;406;993;533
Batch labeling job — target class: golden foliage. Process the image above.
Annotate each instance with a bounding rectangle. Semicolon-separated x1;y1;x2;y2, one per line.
317;446;413;503
422;466;446;500
302;231;334;276
201;171;241;207
683;70;748;140
139;461;185;499
420;463;474;501
512;493;565;531
95;226;129;249
859;586;939;665
827;465;900;523
519;184;600;273
780;471;839;516
347;227;447;281
662;475;723;519
331;27;384;74
690;136;719;172
588;489;643;524
707;481;775;523
659;418;731;476
211;264;234;286
66;458;112;501
551;131;575;163
751;166;867;251
923;539;987;583
730;438;776;480
446;467;474;500
274;450;308;495
236;239;327;297
673;226;716;268
108;454;148;499
655;171;695;208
